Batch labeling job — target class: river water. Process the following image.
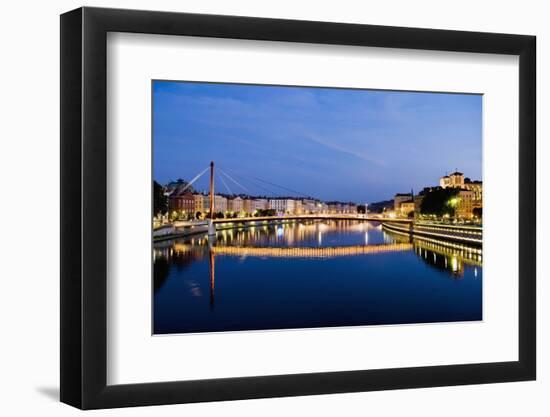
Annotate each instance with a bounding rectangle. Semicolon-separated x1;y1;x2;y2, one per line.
153;219;482;334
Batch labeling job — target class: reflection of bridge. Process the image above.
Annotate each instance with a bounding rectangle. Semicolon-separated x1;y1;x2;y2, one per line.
157;232;482;308
210;242;413;258
205;242;411;308
169;241;412;258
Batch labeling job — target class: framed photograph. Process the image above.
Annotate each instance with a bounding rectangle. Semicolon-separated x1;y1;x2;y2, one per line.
60;7;536;409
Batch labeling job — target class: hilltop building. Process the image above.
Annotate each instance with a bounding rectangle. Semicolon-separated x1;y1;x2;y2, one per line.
440;171;482;203
439;171;483;218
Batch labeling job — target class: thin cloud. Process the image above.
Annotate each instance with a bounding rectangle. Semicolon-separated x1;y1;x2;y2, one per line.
303;133;386;167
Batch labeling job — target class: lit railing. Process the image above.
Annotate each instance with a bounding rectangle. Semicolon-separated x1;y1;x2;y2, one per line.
382;221;482;245
414;224;482;237
212;214;411;224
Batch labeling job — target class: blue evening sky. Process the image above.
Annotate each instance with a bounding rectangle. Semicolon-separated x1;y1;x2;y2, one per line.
153;81;482;203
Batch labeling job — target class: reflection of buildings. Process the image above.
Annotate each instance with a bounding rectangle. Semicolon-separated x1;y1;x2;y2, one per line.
154;239;219;306
415;245;465;277
153;243;204;293
214;219;378;248
209;249;215;309
154;221;482;311
383;227;481;278
414;237;481;278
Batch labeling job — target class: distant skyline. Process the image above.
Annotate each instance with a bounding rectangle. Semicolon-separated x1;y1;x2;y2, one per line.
153;81;482;203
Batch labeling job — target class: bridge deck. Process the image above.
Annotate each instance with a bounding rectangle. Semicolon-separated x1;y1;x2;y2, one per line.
212;214;411;224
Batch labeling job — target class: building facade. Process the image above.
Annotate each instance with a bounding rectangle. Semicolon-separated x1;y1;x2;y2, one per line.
193;193;208;213
213;195;227;212
440;171;465;188
463;178;483;202
254;199;269;211
169;193;195;215
440;171;483;203
192;194;228;214
394;193;413;212
269;199;296;214
294;199;303;214
327;202;342;214
439;171;482;218
227;196;244;213
399;201;415;217
394;193;414;217
456;189;475;219
302;199;318;214
242;198;254;214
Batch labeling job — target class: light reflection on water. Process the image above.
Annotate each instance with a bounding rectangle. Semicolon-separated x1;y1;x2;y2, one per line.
213;219;385;247
153;220;482;334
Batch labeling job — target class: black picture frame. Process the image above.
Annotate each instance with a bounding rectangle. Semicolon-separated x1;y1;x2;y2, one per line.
60;6;536;410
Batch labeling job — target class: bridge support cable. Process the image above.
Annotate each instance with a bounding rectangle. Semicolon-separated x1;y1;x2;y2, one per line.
177;166;210;194
219;168;277;197
218;169;252;194
216;172;233;195
222;167;312;199
249;176;309;198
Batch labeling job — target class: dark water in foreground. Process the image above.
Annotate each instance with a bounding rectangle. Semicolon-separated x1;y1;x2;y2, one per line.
153;220;482;334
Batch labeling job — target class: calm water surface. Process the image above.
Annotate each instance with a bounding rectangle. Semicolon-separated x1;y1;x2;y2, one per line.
153;220;482;334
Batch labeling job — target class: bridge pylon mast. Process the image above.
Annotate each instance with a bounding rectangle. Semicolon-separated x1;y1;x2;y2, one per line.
209;161;214;219
208;161;216;236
